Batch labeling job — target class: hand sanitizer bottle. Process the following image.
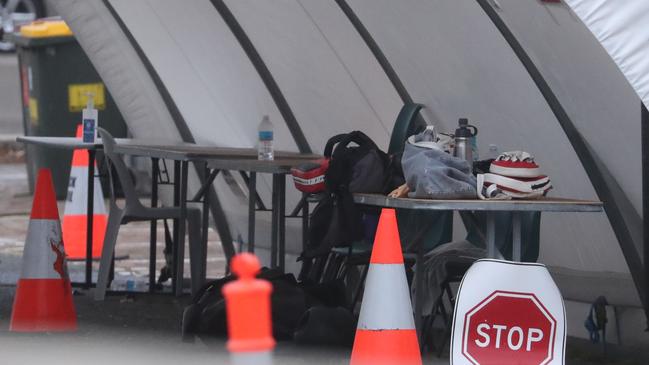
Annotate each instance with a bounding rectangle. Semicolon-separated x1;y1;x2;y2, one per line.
82;93;98;143
258;115;274;161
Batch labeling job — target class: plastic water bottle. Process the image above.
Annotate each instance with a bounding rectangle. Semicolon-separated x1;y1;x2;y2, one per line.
258;115;274;161
126;278;135;292
488;144;499;160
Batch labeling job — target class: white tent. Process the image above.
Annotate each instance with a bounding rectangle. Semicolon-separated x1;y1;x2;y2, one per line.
49;0;649;344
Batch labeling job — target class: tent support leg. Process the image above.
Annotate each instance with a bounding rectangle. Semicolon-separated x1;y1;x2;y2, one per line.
642;102;649;330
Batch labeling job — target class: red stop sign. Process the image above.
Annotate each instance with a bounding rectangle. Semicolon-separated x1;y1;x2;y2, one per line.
462;291;557;365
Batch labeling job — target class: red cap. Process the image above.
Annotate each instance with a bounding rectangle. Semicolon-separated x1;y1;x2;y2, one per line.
31;169;60;220
71;124;89;167
222;253;275;353
369;208;404;264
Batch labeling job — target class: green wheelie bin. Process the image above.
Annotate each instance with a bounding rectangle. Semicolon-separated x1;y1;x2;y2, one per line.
7;20;127;198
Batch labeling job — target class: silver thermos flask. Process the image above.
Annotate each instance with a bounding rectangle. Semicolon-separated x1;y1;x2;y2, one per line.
454;118;478;173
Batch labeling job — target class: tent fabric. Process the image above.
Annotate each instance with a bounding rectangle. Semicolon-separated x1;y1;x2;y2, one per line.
63;0;407;271
564;0;649;111
107;0;296;150
346;0;627;274
224;0;403;154
50;0;646;310
104;0;300;262
49;0;181;143
494;0;642;215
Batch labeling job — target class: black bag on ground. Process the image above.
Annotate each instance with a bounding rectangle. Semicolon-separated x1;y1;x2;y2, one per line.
293;306;356;347
181;269;349;342
182;269;307;341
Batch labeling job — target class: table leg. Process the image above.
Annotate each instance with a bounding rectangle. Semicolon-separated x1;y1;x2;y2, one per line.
302;193;309;254
278;174;286;272
512;212;522;262
201;163;210;282
247;172;256;253
85;150;95;289
175;160;189;296
486;212;496;259
109;254;115;290
172;160;180;295
415;231;425;345
149;158;159;293
271;175;280;269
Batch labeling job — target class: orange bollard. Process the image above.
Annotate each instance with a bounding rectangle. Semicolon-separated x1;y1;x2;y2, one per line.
350;208;422;365
62;124;107;259
10;168;77;332
222;253;275;365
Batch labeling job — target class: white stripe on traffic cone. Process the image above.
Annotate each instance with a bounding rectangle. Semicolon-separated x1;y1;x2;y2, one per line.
357;263;416;331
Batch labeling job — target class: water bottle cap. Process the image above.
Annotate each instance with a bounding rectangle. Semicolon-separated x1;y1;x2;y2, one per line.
455;118;472;137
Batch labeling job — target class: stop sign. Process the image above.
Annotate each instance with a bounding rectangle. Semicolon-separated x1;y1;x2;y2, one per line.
462;290;557;365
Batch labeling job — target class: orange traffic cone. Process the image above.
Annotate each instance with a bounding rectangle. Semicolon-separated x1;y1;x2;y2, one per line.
350;208;422;365
62;124;107;259
222;253;275;365
10;168;77;332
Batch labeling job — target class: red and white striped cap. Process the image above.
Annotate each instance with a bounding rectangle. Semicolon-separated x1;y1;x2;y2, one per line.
489;151;541;178
480;173;552;199
479;151;552;200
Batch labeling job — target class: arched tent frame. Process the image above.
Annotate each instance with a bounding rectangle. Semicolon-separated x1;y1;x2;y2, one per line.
49;0;649;330
475;0;648;328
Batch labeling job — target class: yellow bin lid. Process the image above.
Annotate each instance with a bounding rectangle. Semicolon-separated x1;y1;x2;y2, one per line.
20;20;73;38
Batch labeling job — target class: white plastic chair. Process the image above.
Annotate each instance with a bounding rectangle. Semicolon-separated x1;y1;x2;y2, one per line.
94;128;205;300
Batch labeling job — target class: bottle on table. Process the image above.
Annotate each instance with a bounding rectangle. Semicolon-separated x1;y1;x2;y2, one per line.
82;92;98;143
488;144;499;160
453;118;478;172
258;115;274;161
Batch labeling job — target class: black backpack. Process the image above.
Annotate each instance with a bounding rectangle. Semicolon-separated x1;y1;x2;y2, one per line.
324;131;390;194
300;131;403;261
